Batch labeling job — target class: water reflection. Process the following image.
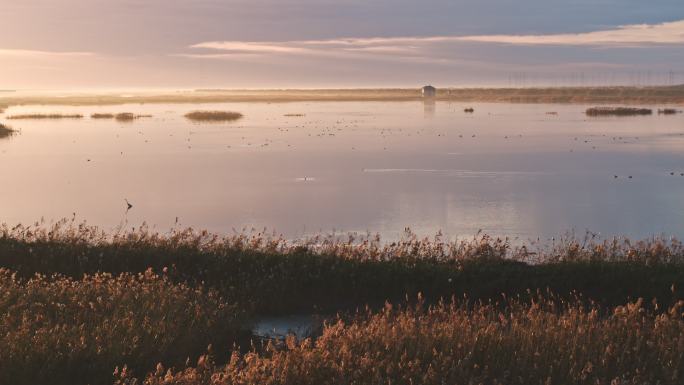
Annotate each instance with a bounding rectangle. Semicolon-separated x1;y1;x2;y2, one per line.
0;101;683;240
423;99;435;118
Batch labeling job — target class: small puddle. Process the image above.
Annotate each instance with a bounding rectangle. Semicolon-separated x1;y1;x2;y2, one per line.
252;315;317;340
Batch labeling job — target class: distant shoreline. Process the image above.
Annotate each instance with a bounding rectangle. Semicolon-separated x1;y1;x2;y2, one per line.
1;85;684;106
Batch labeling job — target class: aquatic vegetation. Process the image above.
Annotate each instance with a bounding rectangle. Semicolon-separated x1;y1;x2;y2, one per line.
284;113;305;117
2;221;684;315
585;107;652;116
116;112;138;121
0;269;247;385
91;113;116;119
7;113;84;120
120;297;684;385
90;113;152;121
658;108;682;115
0;123;15;138
115;113;152;122
1;221;684;384
185;111;243;122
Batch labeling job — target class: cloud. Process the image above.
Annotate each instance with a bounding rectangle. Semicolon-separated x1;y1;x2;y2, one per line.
0;49;93;58
186;19;684;61
190;41;310;54
188;36;447;58
457;19;684;45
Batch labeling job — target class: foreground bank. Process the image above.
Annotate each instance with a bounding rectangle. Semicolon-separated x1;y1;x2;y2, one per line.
1;221;684;384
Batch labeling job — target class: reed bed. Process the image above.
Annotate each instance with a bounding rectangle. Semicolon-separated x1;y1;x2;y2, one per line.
658;108;682;115
0;269;246;385
1;220;684;315
585;107;652;116
115;113;153;122
1;221;684;383
90;113;152;121
91;113;116;119
7;113;84;120
0;123;14;138
119;297;684;385
185;111;243;122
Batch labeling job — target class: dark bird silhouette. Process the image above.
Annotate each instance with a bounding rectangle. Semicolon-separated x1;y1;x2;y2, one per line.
125;199;133;211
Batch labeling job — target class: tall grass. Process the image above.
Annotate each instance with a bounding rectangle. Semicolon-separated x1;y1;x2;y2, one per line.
1;220;684;315
185;111;243;122
1;221;684;383
119;296;684;385
7;113;84;120
0;269;247;385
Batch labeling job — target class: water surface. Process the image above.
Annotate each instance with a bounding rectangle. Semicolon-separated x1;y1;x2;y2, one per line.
1;101;683;241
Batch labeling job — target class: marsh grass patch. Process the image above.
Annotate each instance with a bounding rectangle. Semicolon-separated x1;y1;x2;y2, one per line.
0;269;247;385
115;113;152;122
7;113;84;120
123;297;684;385
90;113;115;119
90;113;152;121
4;221;684;384
586;107;652;116
185;110;243;122
0;122;15;138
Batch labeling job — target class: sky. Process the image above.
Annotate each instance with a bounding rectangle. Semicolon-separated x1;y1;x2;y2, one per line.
1;0;684;89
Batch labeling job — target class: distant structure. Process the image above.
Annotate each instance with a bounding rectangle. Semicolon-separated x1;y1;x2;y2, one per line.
422;85;436;98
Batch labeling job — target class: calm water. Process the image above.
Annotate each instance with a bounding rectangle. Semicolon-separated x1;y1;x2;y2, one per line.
1;101;683;241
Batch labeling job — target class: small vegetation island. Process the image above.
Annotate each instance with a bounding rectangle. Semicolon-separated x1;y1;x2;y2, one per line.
585;107;654;116
91;113;117;119
658;108;682;115
1;221;684;384
6;113;84;120
0;122;15;138
91;112;153;121
185;110;244;122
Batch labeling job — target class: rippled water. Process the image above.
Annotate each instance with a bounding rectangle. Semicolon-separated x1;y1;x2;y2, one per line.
1;101;683;240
